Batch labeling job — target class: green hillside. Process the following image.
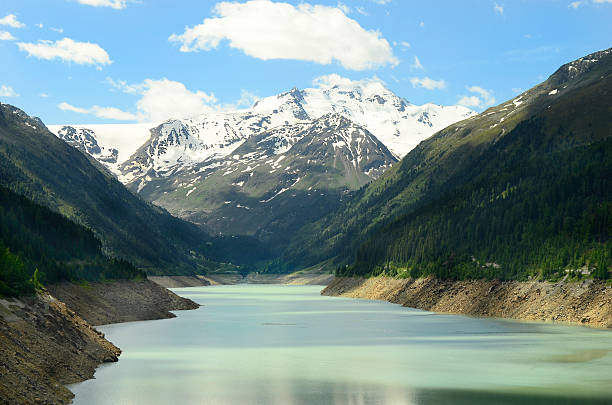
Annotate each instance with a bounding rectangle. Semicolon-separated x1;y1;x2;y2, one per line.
0;185;143;297
0;104;214;275
281;48;612;280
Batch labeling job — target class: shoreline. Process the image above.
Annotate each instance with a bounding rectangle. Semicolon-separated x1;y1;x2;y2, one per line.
321;276;612;329
150;270;334;288
0;279;199;404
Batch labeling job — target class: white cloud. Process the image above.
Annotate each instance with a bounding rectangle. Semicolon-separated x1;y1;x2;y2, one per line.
458;86;496;109
51;27;64;33
76;0;128;9
169;0;398;71
411;55;424;70
135;78;217;122
494;3;504;14
419;21;425;28
220;90;261;110
410;77;446;90
355;7;368;15
370;0;392;4
312;73;386;90
336;2;351;14
40;93;50;98
67;77;219;122
17;38;111;66
569;0;611;7
0;85;19;97
59;102;138;120
0;31;15;41
58;102;90;114
0;14;25;29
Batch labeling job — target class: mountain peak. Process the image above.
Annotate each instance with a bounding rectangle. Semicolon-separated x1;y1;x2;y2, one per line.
549;47;611;87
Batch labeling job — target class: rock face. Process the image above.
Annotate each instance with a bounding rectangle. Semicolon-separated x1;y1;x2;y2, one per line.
322;277;612;328
0;280;200;404
55;125;119;165
0;293;121;405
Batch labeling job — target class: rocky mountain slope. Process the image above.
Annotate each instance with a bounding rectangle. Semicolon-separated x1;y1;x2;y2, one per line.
137;114;397;250
282;48;612;279
48;82;472;259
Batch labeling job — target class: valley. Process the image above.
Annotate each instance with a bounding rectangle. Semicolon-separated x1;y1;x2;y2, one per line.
0;20;610;403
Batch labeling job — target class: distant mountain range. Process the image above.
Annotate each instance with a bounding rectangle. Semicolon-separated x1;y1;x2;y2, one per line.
49;81;473;251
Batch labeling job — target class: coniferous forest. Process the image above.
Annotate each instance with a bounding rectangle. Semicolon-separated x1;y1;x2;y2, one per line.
0;185;143;297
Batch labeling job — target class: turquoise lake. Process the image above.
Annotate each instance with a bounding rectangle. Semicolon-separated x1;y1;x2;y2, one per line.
70;285;612;404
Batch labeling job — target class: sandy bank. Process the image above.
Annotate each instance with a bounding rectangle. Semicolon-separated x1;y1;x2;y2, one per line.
322;276;612;328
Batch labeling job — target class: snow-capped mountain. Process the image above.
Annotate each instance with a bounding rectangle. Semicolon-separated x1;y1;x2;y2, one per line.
48;123;156;172
50;80;474;192
54;126;119;165
138;113;397;243
116;81;474;190
118;110;292;187
253;82;475;157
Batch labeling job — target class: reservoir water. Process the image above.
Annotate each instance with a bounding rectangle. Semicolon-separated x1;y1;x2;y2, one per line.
71;285;612;404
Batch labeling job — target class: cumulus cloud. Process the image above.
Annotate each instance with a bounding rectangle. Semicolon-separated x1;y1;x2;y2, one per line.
0;85;19;97
134;78;217;122
75;0;128;9
458;86;496;109
0;14;25;28
410;76;446;90
0;31;15;41
64;78;219;122
59;102;138;120
169;0;398;71
17;38;111;66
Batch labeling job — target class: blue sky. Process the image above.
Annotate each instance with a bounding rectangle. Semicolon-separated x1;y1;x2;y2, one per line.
0;0;610;124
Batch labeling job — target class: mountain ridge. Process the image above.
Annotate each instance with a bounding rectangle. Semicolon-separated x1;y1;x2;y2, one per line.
280;47;612;278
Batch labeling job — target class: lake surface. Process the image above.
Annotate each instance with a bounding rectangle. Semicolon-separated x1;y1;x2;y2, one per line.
71;285;612;405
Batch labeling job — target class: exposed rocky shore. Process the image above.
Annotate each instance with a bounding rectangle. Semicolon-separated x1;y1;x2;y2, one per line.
150;270;334;288
47;279;199;326
322;277;612;328
0;279;199;404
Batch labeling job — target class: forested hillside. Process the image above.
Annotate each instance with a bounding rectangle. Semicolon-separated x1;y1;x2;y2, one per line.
0;185;143;297
281;48;611;280
0;103;214;275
